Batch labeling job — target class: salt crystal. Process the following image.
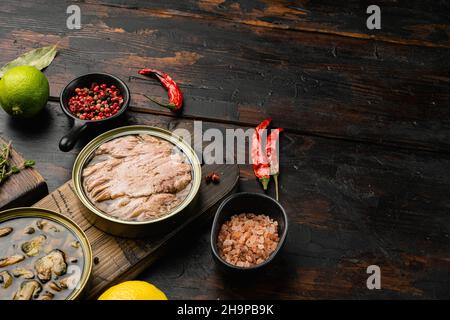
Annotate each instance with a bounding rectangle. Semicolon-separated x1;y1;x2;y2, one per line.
217;213;280;268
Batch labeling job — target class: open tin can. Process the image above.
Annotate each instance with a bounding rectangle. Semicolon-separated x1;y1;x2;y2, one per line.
0;207;93;300
72;125;202;238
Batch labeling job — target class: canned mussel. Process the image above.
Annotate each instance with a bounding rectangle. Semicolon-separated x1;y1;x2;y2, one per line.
0;208;92;300
72;125;202;238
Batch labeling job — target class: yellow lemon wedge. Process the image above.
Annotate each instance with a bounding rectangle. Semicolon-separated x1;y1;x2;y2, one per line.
98;281;168;300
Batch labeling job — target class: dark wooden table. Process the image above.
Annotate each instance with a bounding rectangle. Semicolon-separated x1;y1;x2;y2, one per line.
1;0;449;299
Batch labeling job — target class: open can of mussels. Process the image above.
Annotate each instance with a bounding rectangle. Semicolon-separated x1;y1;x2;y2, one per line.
0;207;93;300
72;125;202;238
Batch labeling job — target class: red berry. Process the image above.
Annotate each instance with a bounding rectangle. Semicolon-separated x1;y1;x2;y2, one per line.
69;83;124;120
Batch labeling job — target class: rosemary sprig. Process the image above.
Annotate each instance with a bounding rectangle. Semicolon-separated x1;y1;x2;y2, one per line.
0;141;36;185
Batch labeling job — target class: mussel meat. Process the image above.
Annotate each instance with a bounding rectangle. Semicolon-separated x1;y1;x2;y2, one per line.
0;227;13;237
34;249;67;283
21;235;46;257
12;268;35;279
0;254;25;268
13;280;42;300
0;271;13;289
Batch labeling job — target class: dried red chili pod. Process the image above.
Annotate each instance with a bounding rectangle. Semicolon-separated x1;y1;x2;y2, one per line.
139;68;183;111
251;118;271;190
266;128;284;201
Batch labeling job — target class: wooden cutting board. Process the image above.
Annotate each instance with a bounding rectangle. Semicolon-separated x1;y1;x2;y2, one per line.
33;163;239;299
0;138;48;209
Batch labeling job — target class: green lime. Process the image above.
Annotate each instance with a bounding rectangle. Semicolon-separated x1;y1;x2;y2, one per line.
0;66;49;118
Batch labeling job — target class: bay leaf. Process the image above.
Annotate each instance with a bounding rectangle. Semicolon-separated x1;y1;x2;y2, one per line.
0;45;57;78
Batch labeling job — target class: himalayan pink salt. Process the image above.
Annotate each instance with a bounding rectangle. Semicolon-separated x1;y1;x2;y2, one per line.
217;213;280;267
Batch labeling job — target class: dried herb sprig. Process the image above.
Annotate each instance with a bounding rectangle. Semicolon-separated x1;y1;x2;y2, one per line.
0;141;36;185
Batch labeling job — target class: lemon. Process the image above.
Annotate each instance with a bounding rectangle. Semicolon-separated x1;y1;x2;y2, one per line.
98;281;168;300
0;66;49;118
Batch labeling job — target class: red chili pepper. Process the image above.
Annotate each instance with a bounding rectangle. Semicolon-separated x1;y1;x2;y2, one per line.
138;68;183;111
252;118;272;190
266;128;284;201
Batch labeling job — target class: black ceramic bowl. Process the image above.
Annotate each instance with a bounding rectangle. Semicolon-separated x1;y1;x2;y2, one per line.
211;192;288;271
59;73;130;152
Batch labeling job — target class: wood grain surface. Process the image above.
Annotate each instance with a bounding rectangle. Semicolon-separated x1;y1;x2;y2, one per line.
0;0;449;299
33;163;239;299
0;137;48;209
86;0;450;48
0;0;449;152
3;101;449;299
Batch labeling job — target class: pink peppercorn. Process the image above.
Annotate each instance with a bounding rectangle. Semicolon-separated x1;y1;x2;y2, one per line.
68;83;124;121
